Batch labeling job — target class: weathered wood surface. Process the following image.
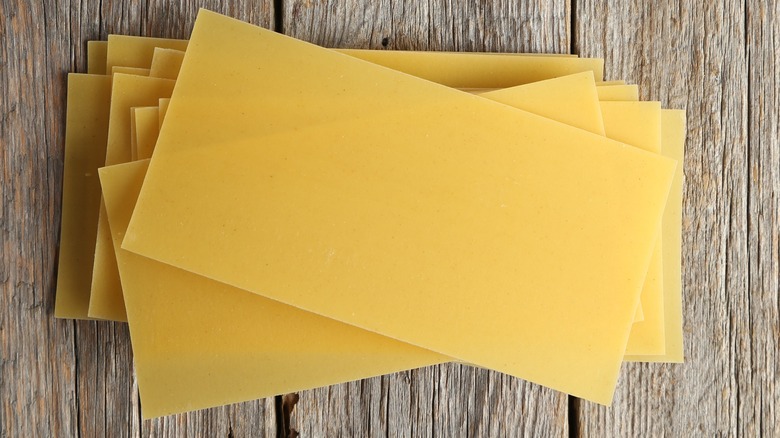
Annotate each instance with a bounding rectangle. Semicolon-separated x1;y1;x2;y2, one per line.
573;0;779;436
282;0;570;53
1;0;778;436
1;1;276;437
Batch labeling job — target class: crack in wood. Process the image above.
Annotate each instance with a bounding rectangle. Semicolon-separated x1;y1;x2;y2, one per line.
276;393;300;438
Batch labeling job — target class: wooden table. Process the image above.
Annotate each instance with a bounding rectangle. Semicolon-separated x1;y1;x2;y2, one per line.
2;0;778;436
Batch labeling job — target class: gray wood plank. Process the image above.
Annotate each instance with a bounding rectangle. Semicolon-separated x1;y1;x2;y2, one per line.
289;365;570;437
141;399;276;438
283;0;571;53
572;0;777;435
1;0;80;436
142;0;274;39
280;0;572;436
745;0;780;435
0;1;277;437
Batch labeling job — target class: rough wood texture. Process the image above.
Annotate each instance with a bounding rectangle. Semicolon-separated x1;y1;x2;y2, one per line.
2;0;779;436
1;1;275;437
746;1;780;435
283;0;571;53
2;1;79;436
574;0;779;436
288;366;569;437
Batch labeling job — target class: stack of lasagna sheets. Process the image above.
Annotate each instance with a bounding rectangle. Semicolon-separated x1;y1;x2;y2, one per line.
54;9;685;419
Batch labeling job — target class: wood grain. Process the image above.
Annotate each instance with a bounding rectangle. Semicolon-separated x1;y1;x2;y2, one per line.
745;0;780;434
574;0;778;435
3;0;779;435
1;1;275;437
2;0;79;436
282;0;571;53
288;365;569;437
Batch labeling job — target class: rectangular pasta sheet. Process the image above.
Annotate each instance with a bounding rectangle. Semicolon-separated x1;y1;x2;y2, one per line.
124;10;675;404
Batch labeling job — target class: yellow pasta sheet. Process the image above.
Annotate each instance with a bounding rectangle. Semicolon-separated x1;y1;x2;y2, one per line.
54;74;112;319
124;11;674;404
88;74;175;321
